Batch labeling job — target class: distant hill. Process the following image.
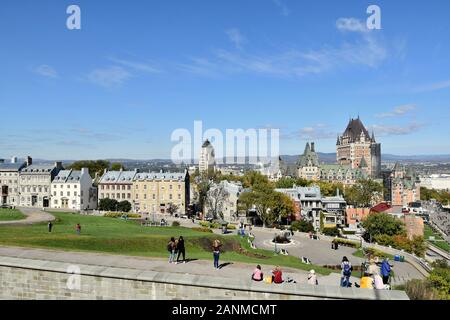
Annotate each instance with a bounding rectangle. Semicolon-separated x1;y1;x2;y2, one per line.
280;153;450;165
3;154;450;166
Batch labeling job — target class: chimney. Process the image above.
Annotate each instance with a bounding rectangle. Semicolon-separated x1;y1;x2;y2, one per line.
11;156;18;164
81;167;89;176
26;156;32;166
311;142;315;153
55;161;63;169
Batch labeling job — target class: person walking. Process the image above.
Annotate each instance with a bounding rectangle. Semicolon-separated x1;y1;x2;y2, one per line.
212;239;222;269
176;236;186;264
252;265;263;282
340;256;352;288
168;237;176;264
48;222;53;233
308;270;318;285
381;258;392;285
75;223;81;235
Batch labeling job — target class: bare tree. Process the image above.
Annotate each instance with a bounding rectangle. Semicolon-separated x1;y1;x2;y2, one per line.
206;184;229;220
167;203;180;216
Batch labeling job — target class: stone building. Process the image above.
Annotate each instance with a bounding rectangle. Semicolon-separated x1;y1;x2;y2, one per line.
297;142;367;185
51;168;97;211
0;157;26;206
19;158;63;208
98;169;137;205
132;170;190;214
384;163;421;207
336;117;381;178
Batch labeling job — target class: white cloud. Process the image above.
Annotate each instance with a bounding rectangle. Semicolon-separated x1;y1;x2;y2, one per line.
34;65;58;78
272;0;290;16
414;79;450;93
108;57;161;73
225;28;246;49
368;122;424;136
87;66;131;88
283;124;336;140
336;18;368;33
376;104;416;118
181;17;387;78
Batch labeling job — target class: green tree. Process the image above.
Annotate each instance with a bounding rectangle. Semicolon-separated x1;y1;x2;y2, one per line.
99;198;119;211
345;179;383;207
117;200;131;213
67;160;110;178
362;213;405;241
421;187;450;205
290;220;314;233
110;162;126;171
238;186;294;227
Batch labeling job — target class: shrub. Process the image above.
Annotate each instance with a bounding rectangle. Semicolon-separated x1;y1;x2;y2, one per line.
104;212;122;218
363;247;393;260
199;221;210;228
374;234;426;257
210;222;221;229
332;238;360;249
192;227;213;233
290;220;314;233
405;279;440;300
322;227;340;237
172;221;180;227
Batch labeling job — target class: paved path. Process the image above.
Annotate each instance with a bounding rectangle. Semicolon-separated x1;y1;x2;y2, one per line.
157;217;424;286
0;207;55;226
0;245;357;287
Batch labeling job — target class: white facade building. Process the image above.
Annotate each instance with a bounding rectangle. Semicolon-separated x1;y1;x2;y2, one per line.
0;158;26;206
51;168;97;210
420;174;450;191
19;159;63;208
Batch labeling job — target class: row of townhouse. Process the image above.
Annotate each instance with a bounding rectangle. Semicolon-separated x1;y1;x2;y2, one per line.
97;169;190;214
1;156;190;214
0;157;97;210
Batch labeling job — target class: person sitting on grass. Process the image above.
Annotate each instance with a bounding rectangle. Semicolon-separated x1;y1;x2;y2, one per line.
272;266;283;284
252;265;263;282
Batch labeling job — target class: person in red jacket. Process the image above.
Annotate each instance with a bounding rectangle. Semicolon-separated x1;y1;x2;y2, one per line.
272;266;283;284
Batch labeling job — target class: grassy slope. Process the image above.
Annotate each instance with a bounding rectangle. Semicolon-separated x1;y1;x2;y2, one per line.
0;212;333;275
424;225;450;252
0;208;26;221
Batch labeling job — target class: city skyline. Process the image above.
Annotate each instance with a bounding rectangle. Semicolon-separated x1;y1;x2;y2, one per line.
1;0;450;159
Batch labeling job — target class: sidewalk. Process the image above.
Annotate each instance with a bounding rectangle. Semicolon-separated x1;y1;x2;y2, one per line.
0;245;357;287
0;207;55;226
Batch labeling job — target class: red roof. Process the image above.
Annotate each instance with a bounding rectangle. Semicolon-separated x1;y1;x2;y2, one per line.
370;202;392;213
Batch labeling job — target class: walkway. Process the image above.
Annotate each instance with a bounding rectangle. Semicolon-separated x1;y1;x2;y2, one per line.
0;245;357;287
0;207;55;226
157;217;424;285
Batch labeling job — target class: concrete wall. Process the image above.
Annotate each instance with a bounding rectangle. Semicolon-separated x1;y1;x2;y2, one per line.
0;256;409;300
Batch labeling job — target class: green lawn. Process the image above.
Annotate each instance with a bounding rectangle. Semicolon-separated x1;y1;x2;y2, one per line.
0;208;26;221
0;212;333;275
424;225;450;253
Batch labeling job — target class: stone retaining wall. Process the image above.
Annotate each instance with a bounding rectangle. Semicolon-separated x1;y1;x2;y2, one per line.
0;256;409;300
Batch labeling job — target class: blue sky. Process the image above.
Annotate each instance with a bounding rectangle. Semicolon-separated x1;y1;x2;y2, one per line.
1;0;450;160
